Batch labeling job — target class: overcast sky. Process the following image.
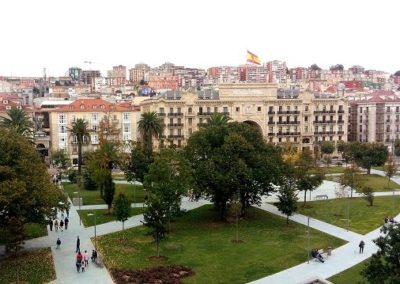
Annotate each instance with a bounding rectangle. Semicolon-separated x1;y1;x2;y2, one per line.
0;0;398;77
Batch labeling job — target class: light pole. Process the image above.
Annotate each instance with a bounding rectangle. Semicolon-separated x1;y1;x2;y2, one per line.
87;212;97;249
307;216;310;264
74;191;82;225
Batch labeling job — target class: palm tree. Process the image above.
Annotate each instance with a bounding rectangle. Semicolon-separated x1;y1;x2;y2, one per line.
205;112;231;128
68;118;91;175
0;108;33;137
137;112;164;158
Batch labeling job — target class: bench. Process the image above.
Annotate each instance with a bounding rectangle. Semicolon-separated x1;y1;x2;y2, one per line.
314;194;328;200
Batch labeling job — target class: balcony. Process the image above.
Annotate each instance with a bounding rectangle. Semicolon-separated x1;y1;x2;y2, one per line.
277;110;300;114
277;132;301;136
167;123;184;127
313;120;336;124
337;110;345;113
268;111;275;114
268;121;275;125
158;113;166;116
168;135;185;139
337;120;345;124
268;132;275;136
314;131;335;135
276;121;289;125
168;112;183;117
337;131;344;135
314;110;336;114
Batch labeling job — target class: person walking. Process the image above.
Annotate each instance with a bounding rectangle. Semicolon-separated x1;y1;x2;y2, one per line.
359;240;365;253
76;251;83;272
54;219;59;232
91;250;97;263
56;238;61;249
83;250;89;268
64;217;69;230
59;219;64;232
76;236;80;253
66;208;69;218
61;212;64;220
48;219;53;231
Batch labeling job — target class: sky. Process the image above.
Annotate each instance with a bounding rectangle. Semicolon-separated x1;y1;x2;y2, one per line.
0;0;399;77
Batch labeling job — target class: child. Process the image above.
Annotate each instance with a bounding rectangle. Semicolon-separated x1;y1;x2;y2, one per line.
56;238;61;249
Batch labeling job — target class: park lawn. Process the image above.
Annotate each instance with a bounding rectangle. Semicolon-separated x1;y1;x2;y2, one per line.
112;173;126;180
0;248;56;284
324;174;400;192
63;182;146;205
0;223;47;244
78;207;144;227
97;205;345;284
328;258;369;283
298;196;400;234
310;166;346;175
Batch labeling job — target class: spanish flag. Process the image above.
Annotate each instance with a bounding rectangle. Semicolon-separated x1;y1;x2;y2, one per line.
247;50;261;65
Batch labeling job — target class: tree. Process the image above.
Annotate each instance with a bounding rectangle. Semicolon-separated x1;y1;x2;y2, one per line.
395;139;400;157
362;223;400;283
137;112;164;158
229;195;242;243
384;155;397;189
361;186;374;206
0;128;66;253
144;149;192;227
51;149;71;173
340;163;362;198
346;142;388;174
309;64;321;71
82;169;97;191
101;174;115;214
0;108;33;139
204;112;231;128
185;122;286;220
67;118;91;175
123;142;150;183
142;196;169;258
320;141;334;167
295;149;323;206
113;193;131;240
276;178;298;225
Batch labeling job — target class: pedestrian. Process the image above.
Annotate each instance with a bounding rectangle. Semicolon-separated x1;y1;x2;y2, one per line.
56;238;61;249
61;212;64;219
81;260;85;272
54;219;59;232
76;236;80;253
359;240;365;253
76;251;83;272
84;250;89;267
59;219;64;232
48;219;53;231
91;250;97;263
66;208;69;218
64;217;69;230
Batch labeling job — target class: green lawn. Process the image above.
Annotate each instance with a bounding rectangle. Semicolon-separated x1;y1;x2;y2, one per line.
324;174;400;192
112;173;127;180
0;248;56;284
328;258;369;284
97;205;345;284
63;182;146;205
298;196;400;234
78;207;144;227
0;223;47;244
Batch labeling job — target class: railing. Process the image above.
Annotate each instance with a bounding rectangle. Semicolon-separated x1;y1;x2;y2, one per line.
277;132;301;136
158;113;166;116
314;110;336;114
168;113;183;117
268;111;275;114
167;123;184;127
313;120;336;124
277;110;300;114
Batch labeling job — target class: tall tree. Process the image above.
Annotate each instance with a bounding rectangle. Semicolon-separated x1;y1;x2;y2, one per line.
362;223;400;283
340;163;362;198
384;155;397;189
276;178;298;225
113;193;131;240
67;118;91;175
123;142;150;183
0;128;66;253
0;108;33;138
320;141;334;167
137;112;164;158
144;149;192;227
345;142;388;174
51;149;71;174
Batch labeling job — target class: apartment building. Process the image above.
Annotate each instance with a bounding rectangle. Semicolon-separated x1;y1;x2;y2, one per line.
128;63;150;83
140;83;348;151
47;98;140;165
348;90;400;153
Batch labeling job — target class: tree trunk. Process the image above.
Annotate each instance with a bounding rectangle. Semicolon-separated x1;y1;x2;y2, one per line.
304;190;307;206
367;167;371;175
286;215;289;225
156;235;160;257
219;201;227;221
122;221;125;241
78;142;82;175
236;213;239;242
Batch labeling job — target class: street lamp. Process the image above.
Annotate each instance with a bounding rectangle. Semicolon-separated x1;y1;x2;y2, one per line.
87;212;97;249
307;216;310;264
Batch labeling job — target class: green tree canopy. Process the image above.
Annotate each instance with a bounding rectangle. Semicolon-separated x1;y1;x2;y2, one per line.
0;128;66;252
137;112;164;158
0;108;33;139
344;142;388;174
276;178;298;225
123;142;150;183
113;193;131;239
67;118;91;174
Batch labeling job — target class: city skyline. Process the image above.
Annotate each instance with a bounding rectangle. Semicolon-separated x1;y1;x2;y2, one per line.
1;0;399;77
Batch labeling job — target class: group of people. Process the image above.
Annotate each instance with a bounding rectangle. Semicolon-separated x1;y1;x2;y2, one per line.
384;216;397;225
75;236;98;273
49;216;69;232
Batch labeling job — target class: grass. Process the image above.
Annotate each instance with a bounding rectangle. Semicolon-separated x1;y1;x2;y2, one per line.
112;173;127;180
324;174;400;192
63;182;146;205
0;223;47;244
78;207;144;227
328;258;369;283
298;196;400;234
0;248;56;284
97;205;345;284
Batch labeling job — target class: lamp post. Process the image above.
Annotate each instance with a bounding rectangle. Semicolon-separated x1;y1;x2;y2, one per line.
74;191;81;225
87;212;97;249
307;216;310;264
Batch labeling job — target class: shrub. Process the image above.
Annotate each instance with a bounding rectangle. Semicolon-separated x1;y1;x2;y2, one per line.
83;170;97;191
68;170;78;183
362;186;374;206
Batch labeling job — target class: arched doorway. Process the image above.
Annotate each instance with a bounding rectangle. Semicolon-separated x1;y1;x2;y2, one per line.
243;120;263;135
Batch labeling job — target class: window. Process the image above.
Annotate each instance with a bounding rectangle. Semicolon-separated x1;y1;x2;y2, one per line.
360;125;362;132
397;107;400;113
207;107;210;113
223;107;228;113
304;116;308;122
177;107;181;114
188;107;192;113
214;107;218;113
58;114;66;124
59;125;66;133
305;105;309;111
279;106;282;111
80;104;85;109
113;115;117;121
199;107;203;114
189;128;192;135
92;113;99;123
159;107;165;114
236;107;240;112
170;118;173;124
169;108;173;113
360;116;363;123
287;105;290;111
92;125;98;132
269;106;274;112
269;126;273;132
304;126;308;132
123;113;130;121
124;125;129;132
387;107;391;112
257;106;261;112
188;118;192;126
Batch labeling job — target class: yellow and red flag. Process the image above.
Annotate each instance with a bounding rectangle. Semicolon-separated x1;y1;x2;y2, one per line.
246;50;261;65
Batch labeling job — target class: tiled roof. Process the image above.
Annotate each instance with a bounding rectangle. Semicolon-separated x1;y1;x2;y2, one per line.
53;98;135;112
350;90;400;104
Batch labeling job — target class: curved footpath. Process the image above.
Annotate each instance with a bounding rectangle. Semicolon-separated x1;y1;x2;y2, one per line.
3;169;399;284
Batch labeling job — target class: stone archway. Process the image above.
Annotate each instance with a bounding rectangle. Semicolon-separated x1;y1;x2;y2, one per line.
243;120;263;135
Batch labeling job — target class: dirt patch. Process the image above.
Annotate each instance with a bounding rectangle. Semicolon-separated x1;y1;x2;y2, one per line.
111;265;194;284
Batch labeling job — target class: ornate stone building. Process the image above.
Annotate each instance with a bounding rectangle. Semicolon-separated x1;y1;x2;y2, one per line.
140;83;348;151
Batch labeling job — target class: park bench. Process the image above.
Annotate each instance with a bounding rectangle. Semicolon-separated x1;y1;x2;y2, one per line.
314;194;328;200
